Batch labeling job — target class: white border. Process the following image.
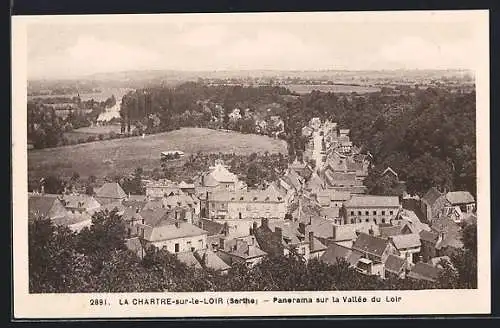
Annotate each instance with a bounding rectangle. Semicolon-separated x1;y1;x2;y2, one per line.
12;10;491;319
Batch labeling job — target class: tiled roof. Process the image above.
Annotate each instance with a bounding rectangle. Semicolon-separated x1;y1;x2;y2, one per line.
52;212;92;228
311;237;327;252
145;222;208;242
320;243;352;265
379;225;404;238
99;201;126;213
390;233;421;250
319;207;340;219
195;249;231;271
222;238;267;259
209;189;284;203
422;187;442;206
352;233;389;258
317;190;351;201
139;208;171;227
345;195;400;208
347;250;364;266
177;251;203;269
304;218;334;239
28;194;63;220
163;194;197;208
384;254;406;274
95;182;127;200
445;191;475;205
60;194;100;210
419;230;439;243
408;262;441;282
198;218;225;236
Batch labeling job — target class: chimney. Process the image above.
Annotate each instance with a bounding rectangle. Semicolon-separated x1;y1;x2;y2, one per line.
309;231;315;251
299;222;306;234
262;217;269;228
219;237;225;250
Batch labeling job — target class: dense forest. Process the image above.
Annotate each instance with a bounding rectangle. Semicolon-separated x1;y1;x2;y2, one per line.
29;210;477;293
120;82;476;197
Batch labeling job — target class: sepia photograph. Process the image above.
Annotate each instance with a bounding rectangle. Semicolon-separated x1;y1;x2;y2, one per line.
12;10;490;318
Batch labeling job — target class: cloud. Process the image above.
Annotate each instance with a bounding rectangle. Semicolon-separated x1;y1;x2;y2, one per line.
373;36;475;70
213;30;336;70
29;35;163;78
178;25;231;47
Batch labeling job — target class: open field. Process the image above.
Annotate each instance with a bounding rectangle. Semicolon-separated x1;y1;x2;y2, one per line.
64;124;124;143
286;84;381;94
28;127;287;180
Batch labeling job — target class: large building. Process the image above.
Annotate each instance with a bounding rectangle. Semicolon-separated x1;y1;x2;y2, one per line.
195;159;246;193
342;195;401;225
205;189;286;220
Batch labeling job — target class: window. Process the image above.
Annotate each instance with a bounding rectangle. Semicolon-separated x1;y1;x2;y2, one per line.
389;211;393;215
358;211;362;216
174;243;179;253
373;219;377;224
351;219;355;224
381;211;386;215
187;241;191;249
365;211;369;216
382;218;386;224
199;239;204;249
373;210;377;215
365;219;369;222
350;211;354;216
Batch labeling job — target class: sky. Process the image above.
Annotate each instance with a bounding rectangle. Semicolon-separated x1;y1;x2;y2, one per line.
25;11;485;79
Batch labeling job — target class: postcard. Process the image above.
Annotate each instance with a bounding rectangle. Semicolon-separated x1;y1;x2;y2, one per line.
12;10;490;319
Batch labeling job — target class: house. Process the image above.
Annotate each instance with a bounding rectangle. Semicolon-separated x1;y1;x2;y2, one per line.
419;229;440;262
351;232;398;278
430;217;464;256
343;195;401;225
320;242;354;266
384;254;407;279
420;187;445;221
205;189;286;220
136;220;208;254
162;192;199;220
194;249;231;274
28;193;67;220
388;233;421;264
178;181;196;195
316;190;351;208
441;191;476;223
52;212;93;232
196;159;244;192
59;194;101;215
217;235;267;268
177;251;203;269
254;218;327;262
305;172;325;194
95;182;127;205
396;209;431;234
145;179;179;199
407;262;441;282
379;224;414;238
420;188;475;223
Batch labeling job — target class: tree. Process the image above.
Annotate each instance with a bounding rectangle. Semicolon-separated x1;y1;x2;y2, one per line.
29;218;93;292
76;209;127;272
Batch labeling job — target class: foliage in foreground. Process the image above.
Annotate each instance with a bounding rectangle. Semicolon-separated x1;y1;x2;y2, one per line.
29;210;477;293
